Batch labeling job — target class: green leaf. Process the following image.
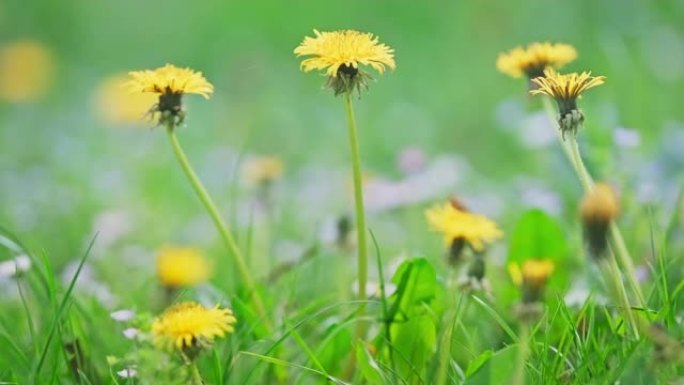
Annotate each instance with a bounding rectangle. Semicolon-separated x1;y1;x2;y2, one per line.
389;258;438;320
464;350;493;378
465;345;518;385
507;209;566;264
390;314;437;382
355;342;386;384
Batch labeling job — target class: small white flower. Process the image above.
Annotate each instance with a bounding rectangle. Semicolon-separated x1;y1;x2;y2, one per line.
122;328;139;340
110;309;135;322
117;367;137;378
0;255;32;278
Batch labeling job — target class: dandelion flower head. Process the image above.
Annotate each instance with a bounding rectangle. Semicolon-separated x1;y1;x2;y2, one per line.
425;202;503;252
152;302;236;351
295;29;395;94
156;247;211;288
497;42;577;79
127;64;213;98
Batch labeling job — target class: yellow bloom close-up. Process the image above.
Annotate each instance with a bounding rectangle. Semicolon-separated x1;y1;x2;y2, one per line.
126;64;213;125
497;42;577;79
295;29;395;77
95;74;158;124
152;302;237;351
425;203;503;252
295;29;395;95
126;64;213;98
156;247;212;288
0;40;55;102
530;68;605;105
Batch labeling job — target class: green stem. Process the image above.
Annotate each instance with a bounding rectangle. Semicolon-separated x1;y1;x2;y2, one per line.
166;125;272;332
540;98;646;309
343;92;369;327
602;258;640;338
512;324;530;385
189;362;204;385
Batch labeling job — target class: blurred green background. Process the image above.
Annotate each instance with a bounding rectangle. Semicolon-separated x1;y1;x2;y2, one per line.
1;0;684;270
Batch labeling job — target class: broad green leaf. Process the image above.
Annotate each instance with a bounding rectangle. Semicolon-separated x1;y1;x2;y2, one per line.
507;209;566;264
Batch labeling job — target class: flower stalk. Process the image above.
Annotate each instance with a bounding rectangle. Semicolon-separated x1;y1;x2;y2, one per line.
540;98;646;309
343;91;370;330
165;123;272;332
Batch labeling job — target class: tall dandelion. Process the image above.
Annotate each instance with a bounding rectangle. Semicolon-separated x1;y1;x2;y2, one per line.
126;64;271;332
295;30;395;308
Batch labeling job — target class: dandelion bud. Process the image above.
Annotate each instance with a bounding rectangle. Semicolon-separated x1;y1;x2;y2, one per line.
580;183;619;258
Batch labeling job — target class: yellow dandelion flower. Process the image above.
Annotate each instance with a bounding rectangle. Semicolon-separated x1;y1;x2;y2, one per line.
425;203;503;252
294;29;395;95
530;68;606;137
497;42;577;79
126;64;213;126
508;259;554;303
242;156;284;186
95;74;158;124
580;183;619;257
152;302;236;352
156;247;211;288
0;40;55;102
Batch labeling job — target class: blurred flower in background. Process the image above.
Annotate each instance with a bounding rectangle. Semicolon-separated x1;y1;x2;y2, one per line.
95;74;157;125
156;247;212;288
241;155;284;187
0;40;55;102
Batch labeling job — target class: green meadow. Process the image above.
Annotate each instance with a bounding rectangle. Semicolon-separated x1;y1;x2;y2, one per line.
1;0;684;384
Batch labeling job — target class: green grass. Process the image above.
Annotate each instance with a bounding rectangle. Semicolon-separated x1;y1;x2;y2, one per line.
2;0;684;383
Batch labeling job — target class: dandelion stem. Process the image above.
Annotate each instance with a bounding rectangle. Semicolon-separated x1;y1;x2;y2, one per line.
343;92;369;326
512;323;530;385
541;98;646;309
602;258;640;338
189;362;204;385
165;124;272;332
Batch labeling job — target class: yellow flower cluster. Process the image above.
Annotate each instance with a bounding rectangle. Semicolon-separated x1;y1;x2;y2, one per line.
152;302;236;351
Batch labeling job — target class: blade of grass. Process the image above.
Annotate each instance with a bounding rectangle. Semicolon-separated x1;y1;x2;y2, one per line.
31;235;97;384
239;351;349;385
471;295;519;342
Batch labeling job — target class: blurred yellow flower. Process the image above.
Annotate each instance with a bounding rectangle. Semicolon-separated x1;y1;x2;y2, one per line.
156;247;211;288
0;40;55;102
126;64;213;125
581;183;619;257
425;203;503;252
509;259;555;288
295;29;395;94
152;302;236;352
497;42;577;79
95;74;157;124
242;156;284;186
580;183;619;223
